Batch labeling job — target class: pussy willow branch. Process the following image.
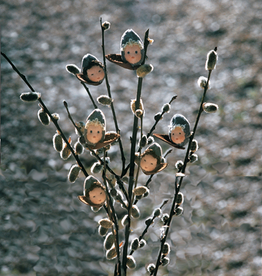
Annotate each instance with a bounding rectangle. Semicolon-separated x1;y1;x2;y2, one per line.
63;100;129;202
122;29;150;274
1;52;89;178
147;95;177;138
129;199;169;256
121;95;177;177
153;68;214;276
100;17;126;176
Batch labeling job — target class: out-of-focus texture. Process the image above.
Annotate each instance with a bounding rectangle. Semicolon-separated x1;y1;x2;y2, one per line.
1;0;262;275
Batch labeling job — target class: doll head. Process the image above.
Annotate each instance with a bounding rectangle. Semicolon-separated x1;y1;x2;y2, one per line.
80;54;105;84
120;29;144;66
85;109;106;146
82;176;107;207
140;143;167;175
169;114;190;147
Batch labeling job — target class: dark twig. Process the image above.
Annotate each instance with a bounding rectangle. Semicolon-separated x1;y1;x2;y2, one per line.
100;17;126;176
122;29;150;274
1;52;89;178
102;149;122;276
79;80;97;109
129;200;169;256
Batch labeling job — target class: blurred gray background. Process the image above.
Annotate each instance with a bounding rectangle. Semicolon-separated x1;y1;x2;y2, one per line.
1;0;262;275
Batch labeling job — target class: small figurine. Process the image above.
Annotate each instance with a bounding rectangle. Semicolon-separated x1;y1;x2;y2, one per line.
77;109;120;150
106;29;144;70
154;114;191;149
76;54;105;85
78;175;107;207
136;142;167;175
85;109;106;146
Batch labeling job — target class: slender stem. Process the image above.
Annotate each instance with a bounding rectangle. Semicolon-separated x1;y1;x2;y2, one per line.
2;52;89;177
152;176;179;276
102;150;121;276
122;76;143;274
122;29;150;274
79;80;97;108
153;70;213;276
129;200;168;256
100;17;126;175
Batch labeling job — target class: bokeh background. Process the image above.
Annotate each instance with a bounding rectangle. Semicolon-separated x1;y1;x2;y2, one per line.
1;0;262;275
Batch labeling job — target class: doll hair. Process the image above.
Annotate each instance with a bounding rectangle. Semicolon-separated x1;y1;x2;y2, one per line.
84;118;105;145
84;181;106;207
141;148;161;165
169;123;186;133
83;60;104;78
83;59;103;73
85;118;105;130
121;39;143;52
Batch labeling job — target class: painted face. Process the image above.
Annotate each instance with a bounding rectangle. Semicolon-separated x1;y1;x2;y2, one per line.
140;154;158;172
124;45;142;64
86;65;105;82
86;124;103;144
89;187;106;205
170;126;185;144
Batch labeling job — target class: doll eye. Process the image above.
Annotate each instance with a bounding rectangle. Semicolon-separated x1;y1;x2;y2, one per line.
151;163;154;165
127;51;130;54
135;51;138;54
97;131;100;133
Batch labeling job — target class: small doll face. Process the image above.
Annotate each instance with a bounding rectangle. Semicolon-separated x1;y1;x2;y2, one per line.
86;124;103;144
170;126;185;144
140;154;158;172
86;65;105;82
88;187;106;205
124;45;142;64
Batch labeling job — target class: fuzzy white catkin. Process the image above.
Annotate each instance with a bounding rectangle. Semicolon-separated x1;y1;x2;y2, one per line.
205;49;218;70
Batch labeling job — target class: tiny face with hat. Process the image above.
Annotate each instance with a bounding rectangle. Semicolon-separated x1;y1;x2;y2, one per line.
77;54;105;85
138;142;167;175
79;175;107;207
169;114;190;147
121;29;144;66
85;109;106;146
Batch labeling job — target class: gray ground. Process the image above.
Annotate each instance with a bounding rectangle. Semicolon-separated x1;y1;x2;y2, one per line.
1;0;262;275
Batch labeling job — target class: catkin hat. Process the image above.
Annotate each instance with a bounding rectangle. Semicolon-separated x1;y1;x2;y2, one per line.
120;29;144;66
